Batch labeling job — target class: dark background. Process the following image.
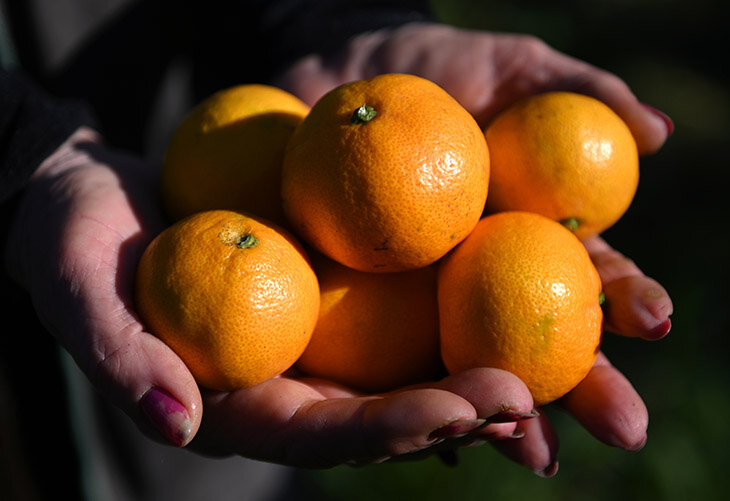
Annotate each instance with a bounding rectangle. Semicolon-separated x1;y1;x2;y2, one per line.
297;1;730;499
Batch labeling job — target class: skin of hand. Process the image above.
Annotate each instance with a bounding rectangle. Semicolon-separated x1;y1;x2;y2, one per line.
3;22;673;476
272;21;674;473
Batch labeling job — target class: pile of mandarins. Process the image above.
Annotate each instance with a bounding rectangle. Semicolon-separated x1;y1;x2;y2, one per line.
135;73;639;406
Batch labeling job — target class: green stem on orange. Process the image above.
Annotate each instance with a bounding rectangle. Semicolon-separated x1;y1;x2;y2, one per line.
599;291;606;306
559;217;580;233
237;233;259;249
351;104;378;124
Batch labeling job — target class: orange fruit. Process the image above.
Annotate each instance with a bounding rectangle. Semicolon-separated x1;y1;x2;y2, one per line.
161;84;310;225
295;254;441;393
281;73;489;272
438;211;603;406
134;210;320;391
484;91;639;240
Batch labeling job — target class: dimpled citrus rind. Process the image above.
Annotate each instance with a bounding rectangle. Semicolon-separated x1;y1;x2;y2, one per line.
485;91;639;240
161;85;310;225
135;210;320;391
296;256;441;393
281;73;489;272
438;211;603;406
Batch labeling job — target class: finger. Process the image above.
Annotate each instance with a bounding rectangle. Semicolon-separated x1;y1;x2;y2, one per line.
428;367;537;439
490;413;560;477
88;325;204;448
538;48;672;155
58;214;204;447
584;237;673;339
556;63;672;155
603;276;673;339
14;141;205;448
195;367;536;467
560;352;648;451
195;377;478;467
484;35;671;155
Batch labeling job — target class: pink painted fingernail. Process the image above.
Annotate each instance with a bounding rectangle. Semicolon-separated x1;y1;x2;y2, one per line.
140;387;192;446
641;103;674;136
428;418;486;440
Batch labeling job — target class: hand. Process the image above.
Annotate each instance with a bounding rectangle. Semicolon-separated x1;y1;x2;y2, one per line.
273;21;674;474
274;22;673;155
1;126;536;467
489;236;673;476
5;22;673;473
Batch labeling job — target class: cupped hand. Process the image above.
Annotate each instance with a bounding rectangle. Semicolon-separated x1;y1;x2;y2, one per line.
5;21;673;472
1;126;536;467
273;21;674;475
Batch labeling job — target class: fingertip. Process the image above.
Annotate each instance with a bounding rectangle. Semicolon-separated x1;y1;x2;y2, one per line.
139;386;195;446
640;102;674;138
647;317;672;341
628;101;673;155
603;275;673;339
91;329;203;447
491;414;559;475
535;459;560;478
627;433;648;452
436;367;535;418
562;364;649;451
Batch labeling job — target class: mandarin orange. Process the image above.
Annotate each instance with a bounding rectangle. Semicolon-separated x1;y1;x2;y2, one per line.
296;254;441;393
281;73;489;272
161;84;310;225
484;91;639;239
438;211;603;406
134;210;320;391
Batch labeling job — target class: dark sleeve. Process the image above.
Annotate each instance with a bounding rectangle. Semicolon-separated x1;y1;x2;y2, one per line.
250;0;435;73
0;69;96;203
190;0;435;96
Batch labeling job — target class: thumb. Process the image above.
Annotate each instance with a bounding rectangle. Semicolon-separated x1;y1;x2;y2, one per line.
5;128;204;447
81;320;203;447
59;213;203;447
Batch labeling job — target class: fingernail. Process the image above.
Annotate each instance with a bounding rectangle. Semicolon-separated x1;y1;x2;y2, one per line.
139;387;192;446
641;103;674;136
502;429;527;440
486;428;526;441
648;318;672;340
428;418;486;440
535;459;559;478
486;408;540;423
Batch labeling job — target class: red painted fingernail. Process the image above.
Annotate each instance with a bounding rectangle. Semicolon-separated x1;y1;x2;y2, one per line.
487;408;540;423
428;418;486;440
535;459;559;478
140;387;192;446
648;318;672;340
641;103;674;136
